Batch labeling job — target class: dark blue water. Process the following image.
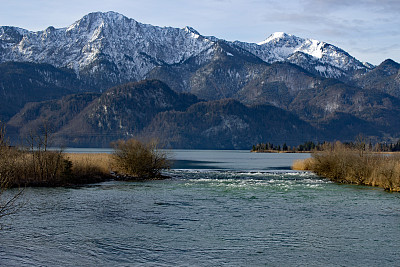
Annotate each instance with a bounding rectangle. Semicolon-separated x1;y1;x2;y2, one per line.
1;150;399;266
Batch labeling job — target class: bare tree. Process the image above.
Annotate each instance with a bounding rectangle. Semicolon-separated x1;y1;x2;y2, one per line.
0;121;23;223
24;122;67;183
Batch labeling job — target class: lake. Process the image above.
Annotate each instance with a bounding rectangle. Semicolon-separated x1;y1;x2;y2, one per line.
1;150;399;266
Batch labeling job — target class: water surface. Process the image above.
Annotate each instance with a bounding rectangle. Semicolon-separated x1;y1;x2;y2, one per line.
1;150;399;266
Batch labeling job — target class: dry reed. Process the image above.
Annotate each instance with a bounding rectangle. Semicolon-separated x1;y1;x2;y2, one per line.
292;142;400;192
67;153;111;175
292;158;314;171
66;153;113;183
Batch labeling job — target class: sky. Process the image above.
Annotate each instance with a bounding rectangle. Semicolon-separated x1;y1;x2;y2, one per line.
0;0;399;65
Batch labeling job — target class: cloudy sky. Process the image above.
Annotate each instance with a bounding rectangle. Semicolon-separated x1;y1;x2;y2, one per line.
0;0;399;65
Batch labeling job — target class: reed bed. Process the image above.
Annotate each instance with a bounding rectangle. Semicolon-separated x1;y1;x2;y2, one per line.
0;140;168;188
292;142;400;192
66;153;113;184
0;148;114;187
67;153;112;177
292;158;314;171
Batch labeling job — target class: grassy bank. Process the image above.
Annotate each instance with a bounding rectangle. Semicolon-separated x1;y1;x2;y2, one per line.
0;149;114;188
0;132;171;188
292;142;400;192
1;149;170;187
1;119;170;188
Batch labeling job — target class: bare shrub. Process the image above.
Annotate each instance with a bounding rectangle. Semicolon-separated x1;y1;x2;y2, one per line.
111;139;170;179
370;155;400;191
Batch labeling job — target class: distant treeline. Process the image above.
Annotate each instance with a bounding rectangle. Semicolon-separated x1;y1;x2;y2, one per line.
252;140;400;153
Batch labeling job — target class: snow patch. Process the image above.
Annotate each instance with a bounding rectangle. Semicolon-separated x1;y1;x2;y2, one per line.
258;32;289;45
315;65;327;73
325;102;339;113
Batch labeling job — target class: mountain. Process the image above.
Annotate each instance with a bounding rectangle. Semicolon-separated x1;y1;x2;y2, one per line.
234;32;372;80
146;40;269;100
8;80;319;148
147;50;400;133
51;80;199;147
355;59;400;98
0;61;83;121
1;12;399;148
141;99;319;149
6;92;100;140
289;80;400;137
0;12;214;89
0;11;371;90
7;78;400;148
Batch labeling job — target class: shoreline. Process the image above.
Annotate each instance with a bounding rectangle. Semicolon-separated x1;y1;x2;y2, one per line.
292;149;400;192
4;152;169;188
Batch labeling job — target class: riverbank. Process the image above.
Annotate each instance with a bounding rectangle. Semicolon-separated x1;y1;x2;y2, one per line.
1;150;168;188
292;143;400;192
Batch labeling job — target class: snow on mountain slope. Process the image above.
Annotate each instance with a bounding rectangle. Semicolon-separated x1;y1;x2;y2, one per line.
234;32;372;78
0;12;214;87
0;11;371;85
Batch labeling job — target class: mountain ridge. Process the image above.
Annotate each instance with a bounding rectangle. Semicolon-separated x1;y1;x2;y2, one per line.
1;12;399;148
0;11;375;89
7;80;321;149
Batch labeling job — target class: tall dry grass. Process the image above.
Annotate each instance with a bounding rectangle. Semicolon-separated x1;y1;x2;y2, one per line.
66;153;112;183
292;142;400;191
292;158;314;171
1;122;169;188
0;151;113;187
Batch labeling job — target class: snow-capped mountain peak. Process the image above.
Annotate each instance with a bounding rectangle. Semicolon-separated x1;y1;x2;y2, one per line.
257;32;326;59
234;31;372;78
0;11;215;88
184;26;200;35
66;11;126;33
258;32;292;45
0;12;372;87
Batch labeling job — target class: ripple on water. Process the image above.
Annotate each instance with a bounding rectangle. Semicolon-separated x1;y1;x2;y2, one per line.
1;160;399;266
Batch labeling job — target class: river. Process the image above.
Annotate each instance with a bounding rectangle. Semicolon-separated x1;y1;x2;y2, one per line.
1;150;399;266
